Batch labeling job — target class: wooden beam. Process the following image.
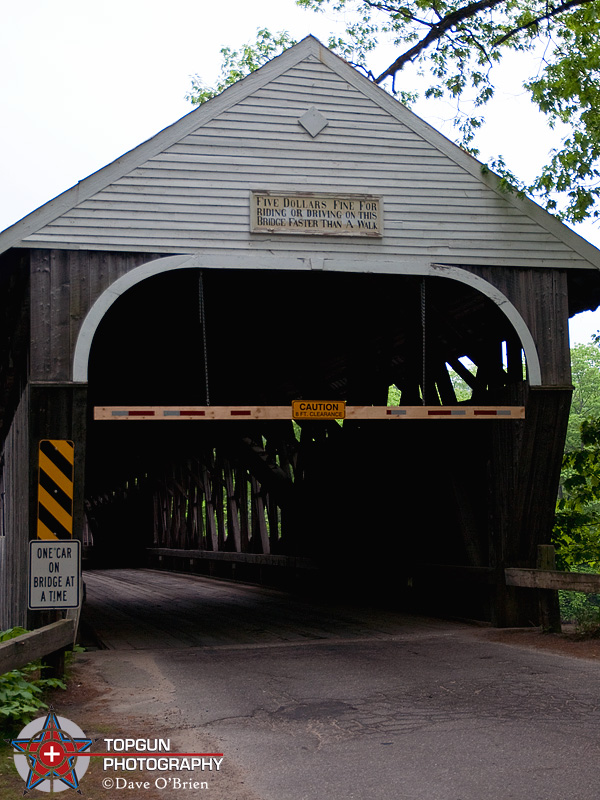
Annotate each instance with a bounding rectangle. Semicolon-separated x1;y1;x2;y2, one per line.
505;568;600;593
147;547;316;569
0;619;75;675
95;405;525;420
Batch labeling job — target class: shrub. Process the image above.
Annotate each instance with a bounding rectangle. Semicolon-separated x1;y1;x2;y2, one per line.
0;628;66;732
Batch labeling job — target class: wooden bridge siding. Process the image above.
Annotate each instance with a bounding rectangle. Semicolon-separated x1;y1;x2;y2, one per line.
489;386;573;626
465;266;571;386
460;266;573;621
0;388;30;628
29;249;165;382
0;38;596;631
28;383;87;528
18;251;576;627
0;381;87;629
27;250;572;388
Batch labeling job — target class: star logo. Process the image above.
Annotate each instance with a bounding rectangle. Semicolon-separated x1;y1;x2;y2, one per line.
10;708;92;794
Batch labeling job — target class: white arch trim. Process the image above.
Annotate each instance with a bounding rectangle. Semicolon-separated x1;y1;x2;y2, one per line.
72;254;542;385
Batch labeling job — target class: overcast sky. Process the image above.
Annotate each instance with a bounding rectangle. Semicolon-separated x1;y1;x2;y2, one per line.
2;0;599;343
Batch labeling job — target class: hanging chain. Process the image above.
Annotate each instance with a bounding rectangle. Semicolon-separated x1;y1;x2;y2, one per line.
421;278;426;406
198;270;210;405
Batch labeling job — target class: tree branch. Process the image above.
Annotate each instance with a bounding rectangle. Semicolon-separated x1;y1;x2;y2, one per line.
373;0;593;85
493;0;593;46
362;0;436;27
374;0;507;83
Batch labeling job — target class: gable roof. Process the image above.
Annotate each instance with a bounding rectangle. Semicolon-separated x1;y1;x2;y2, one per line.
1;35;599;271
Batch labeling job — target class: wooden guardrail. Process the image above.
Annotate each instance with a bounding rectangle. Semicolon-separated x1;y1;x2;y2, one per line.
147;547;317;570
412;548;596;633
0;619;75;676
505;568;600;593
504;545;599;633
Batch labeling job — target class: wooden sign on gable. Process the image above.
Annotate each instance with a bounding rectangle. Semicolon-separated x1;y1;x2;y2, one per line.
250;191;382;236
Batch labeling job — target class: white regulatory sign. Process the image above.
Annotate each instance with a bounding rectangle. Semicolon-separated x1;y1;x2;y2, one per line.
28;539;81;609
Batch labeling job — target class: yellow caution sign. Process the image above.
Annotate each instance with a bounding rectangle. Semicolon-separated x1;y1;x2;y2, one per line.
37;440;74;540
292;400;346;420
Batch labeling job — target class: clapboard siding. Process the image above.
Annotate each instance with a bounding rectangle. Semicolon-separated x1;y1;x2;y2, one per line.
64;208;543;231
143;157;449;172
0;388;30;629
61;197;534;217
167;138;438;155
90;191;526;212
16;50;594;270
35;218;569;243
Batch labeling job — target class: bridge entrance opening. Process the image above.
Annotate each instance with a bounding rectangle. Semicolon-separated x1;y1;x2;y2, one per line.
84;266;528;621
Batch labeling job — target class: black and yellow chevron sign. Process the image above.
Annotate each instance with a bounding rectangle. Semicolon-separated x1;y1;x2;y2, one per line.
37;439;74;540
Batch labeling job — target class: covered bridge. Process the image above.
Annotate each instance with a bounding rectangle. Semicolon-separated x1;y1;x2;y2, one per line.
1;36;599;629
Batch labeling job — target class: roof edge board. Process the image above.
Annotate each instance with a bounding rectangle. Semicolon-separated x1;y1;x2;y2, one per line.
0;36;322;256
11;239;598;270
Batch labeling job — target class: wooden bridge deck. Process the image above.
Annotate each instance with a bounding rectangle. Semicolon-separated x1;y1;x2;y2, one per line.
81;568;455;650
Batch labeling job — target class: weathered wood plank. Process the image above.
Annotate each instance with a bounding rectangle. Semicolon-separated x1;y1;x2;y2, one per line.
250;475;270;555
49;250;71;381
0;619;75;674
30;251;52;380
223;462;242;553
214;460;226;551
82;568;429;650
237;466;250;553
201;464;218;551
24;236;585;269
466;267;571;386
505;568;600;593
0;388;30;629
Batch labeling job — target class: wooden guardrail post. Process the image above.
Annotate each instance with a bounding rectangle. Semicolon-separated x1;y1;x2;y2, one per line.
42;648;66;679
537;545;562;634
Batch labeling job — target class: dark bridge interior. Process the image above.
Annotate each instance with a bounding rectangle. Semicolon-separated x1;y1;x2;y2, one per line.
84;268;528;621
88;268;521;407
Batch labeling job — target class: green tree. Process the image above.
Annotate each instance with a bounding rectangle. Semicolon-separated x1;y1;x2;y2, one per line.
553;335;600;568
566;339;600;451
189;0;600;223
186;29;296;105
554;417;600;569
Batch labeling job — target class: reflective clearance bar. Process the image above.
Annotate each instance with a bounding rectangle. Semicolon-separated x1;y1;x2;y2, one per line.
94;406;525;420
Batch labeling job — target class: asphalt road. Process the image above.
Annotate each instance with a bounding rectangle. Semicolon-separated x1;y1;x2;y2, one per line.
79;569;600;800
